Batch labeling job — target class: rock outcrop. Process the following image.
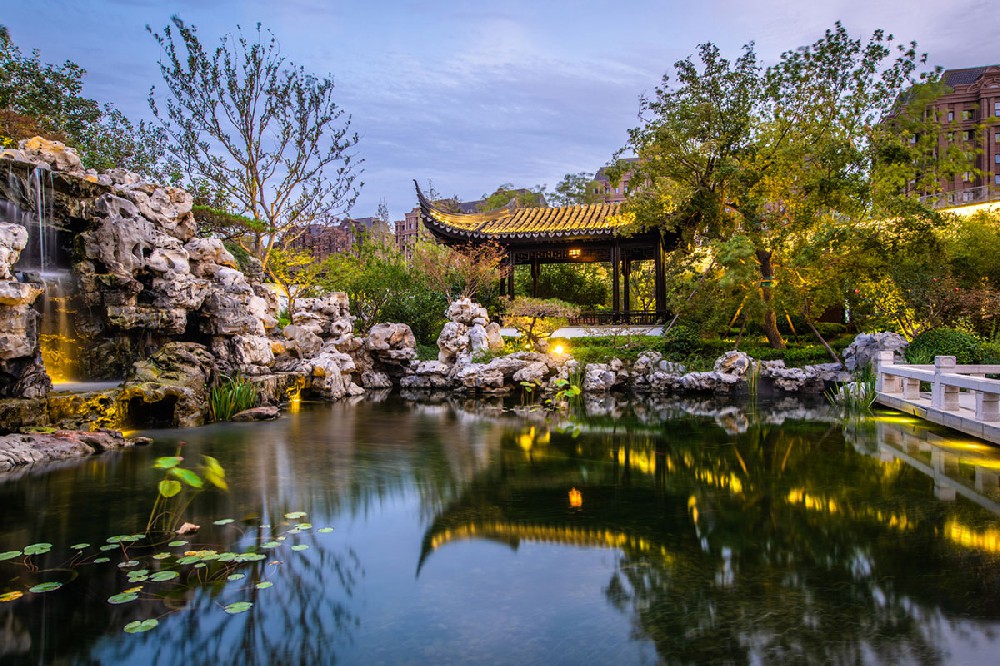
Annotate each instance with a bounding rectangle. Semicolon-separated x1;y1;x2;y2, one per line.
0;429;133;472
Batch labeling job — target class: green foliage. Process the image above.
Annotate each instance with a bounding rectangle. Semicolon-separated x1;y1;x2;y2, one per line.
209;376;260;422
513;263;609;308
906;328;983;364
0;25;163;175
662;325;701;357
479;183;547;211
624;23;927;349
549;172;601;206
502;297;580;351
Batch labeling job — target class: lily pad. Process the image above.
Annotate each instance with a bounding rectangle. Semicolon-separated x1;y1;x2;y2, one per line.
217;552;237;562
227;573;245;582
236;553;265;563
94;557;110;564
118;560;141;568
168;540;187;547
177;555;201;565
100;544;118;551
0;590;23;602
213;518;235;526
24;543;52;556
29;582;62;593
152;553;171;560
108;592;139;604
318;528;334;534
261;541;281;549
149;571;179;582
0;550;22;561
290;544;309;552
255;581;273;590
284;511;307;520
224;601;253;614
124;619;159;634
70;543;90;550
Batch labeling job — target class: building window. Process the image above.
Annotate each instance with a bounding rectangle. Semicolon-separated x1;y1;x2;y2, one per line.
614;187;619;194
994;100;1000;117
996;154;1000;165
962;171;971;183
948;110;955;121
995;174;1000;185
963;130;975;141
947;132;954;143
962;109;975;121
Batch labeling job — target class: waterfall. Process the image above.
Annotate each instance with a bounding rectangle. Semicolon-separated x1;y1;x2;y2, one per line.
0;164;78;381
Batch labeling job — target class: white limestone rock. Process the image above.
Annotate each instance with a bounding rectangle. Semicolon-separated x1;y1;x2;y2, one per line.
0;223;28;279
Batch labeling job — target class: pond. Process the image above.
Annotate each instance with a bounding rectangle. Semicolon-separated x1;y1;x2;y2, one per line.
2;394;1000;665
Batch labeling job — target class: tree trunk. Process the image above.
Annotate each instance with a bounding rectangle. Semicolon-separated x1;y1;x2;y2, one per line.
755;249;785;350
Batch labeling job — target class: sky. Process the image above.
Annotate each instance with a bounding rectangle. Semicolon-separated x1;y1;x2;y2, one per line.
2;0;998;221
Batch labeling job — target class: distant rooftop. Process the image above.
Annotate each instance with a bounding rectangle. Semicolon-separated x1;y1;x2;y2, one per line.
942;65;1000;88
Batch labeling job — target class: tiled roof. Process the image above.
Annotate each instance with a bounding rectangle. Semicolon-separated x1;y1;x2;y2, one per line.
942;65;999;87
414;181;626;240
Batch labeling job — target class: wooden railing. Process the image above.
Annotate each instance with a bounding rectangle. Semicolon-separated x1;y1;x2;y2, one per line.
876;351;1000;422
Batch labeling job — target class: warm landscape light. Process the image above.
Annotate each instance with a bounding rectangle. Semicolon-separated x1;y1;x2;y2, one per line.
552;344;565;355
569;487;582;507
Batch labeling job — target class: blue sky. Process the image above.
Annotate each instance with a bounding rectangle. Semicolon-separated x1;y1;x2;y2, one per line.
2;0;997;220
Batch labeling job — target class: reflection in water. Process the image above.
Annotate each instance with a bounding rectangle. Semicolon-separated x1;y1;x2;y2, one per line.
1;395;1000;664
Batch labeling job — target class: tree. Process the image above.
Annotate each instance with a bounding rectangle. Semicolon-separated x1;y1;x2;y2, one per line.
479;183;547;211
502;297;580;351
148;16;362;274
266;247;325;315
411;240;508;303
0;25;163;176
549;172;600;206
624;24;926;348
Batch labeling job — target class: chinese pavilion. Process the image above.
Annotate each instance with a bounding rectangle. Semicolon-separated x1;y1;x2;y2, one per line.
414;181;671;324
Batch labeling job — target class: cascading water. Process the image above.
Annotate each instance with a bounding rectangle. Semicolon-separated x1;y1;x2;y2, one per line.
1;164;78;381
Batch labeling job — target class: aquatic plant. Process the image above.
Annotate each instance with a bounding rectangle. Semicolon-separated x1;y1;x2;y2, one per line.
209;376;259;421
0;503;335;636
146;449;229;537
826;366;877;415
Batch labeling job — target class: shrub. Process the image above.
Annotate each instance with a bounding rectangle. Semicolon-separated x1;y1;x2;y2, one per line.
906;327;982;364
662;324;701;357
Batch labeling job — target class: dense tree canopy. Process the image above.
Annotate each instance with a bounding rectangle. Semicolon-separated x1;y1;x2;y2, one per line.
0;25;163;176
623;23;937;349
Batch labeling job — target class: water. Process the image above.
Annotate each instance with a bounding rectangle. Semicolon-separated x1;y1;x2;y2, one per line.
1;395;1000;665
1;165;78;380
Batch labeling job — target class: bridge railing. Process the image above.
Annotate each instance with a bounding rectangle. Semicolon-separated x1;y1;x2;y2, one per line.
569;311;663;326
920;185;1000;210
876;351;1000;422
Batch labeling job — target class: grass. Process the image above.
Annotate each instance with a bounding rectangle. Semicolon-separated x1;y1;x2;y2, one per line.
826;366;877;416
557;333;853;369
209;376;259;422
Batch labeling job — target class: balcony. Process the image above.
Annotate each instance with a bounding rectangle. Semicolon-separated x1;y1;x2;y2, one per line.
921;185;1000;210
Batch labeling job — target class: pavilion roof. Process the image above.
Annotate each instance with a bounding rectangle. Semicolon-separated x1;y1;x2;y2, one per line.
414;181;627;241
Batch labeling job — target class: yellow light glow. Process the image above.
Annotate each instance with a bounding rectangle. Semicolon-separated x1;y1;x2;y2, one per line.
552;344;565;355
568;248;581;257
569;487;582;508
944;519;1000;553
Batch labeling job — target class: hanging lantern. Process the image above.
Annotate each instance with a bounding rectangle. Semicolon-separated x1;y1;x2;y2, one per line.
569;487;582;508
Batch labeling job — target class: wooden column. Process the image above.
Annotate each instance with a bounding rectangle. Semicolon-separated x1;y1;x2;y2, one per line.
622;254;631;319
507;251;516;299
654;236;666;319
611;243;621;320
531;257;539;297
